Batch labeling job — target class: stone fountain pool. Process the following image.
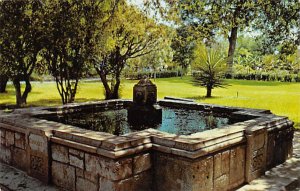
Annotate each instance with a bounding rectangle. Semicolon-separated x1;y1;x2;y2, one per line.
0;79;294;191
36;105;254;136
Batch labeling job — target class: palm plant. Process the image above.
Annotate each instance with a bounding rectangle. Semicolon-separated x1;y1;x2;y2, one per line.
192;43;227;97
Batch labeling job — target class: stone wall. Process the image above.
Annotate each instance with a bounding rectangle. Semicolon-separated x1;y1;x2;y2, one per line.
153;144;246;191
0;119;51;183
266;121;294;169
0;125;27;171
50;143;152;191
0;100;295;191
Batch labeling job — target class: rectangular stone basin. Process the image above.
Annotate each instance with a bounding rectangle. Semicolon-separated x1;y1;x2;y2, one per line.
0;99;294;191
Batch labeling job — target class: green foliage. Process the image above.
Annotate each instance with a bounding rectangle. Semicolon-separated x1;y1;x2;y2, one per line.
0;0;44;106
256;1;300;53
126;27;175;74
192;43;227;97
176;0;266;71
94;3;167;99
171;25;195;70
42;0;117;104
148;0;300;75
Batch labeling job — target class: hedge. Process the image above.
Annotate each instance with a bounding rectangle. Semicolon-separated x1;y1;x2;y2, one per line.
229;72;300;82
124;71;180;80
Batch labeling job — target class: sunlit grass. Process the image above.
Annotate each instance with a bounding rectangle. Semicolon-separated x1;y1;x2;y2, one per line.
0;77;299;128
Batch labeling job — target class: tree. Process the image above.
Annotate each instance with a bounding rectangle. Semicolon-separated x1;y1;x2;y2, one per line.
127;33;174;74
178;0;264;75
0;0;44;106
171;25;195;74
94;4;165;99
147;0;300;75
42;0;117;104
192;43;227;97
257;0;300;53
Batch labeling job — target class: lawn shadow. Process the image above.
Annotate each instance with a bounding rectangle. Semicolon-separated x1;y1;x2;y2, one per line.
27;98;103;107
185;95;220;101
0;104;19;110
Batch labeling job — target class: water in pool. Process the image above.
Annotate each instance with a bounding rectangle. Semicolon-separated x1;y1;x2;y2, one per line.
46;107;230;136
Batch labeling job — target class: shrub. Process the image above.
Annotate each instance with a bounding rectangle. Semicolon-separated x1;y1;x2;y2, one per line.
192;43;227;97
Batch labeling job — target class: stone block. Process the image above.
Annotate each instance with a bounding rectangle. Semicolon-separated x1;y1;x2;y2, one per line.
214;150;230;190
0;145;11;164
101;137;132;151
99;157;132;180
99;171;152;191
130;137;151;147
84;171;99;184
153;152;213;191
29;133;47;153
0;128;5;138
85;153;132;180
12;147;27;171
0;136;5;145
245;129;268;183
221;151;230;173
229;146;245;189
214;174;229;191
266;132;275;169
152;136;176;147
69;148;84;158
76;168;84;178
76;177;98;191
70;154;84;169
191;156;214;191
214;153;222;178
29;154;49;183
71;134;102;148
153;153;186;191
132;171;152;191
5;131;14;146
133;153;151;174
253;132;265;150
52;161;75;191
0;129;5;145
151;143;174;154
52;144;69;163
85;153;99;172
14;132;25;149
99;177;133;191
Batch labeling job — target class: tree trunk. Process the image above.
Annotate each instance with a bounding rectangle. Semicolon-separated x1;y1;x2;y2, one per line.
22;77;32;103
0;75;8;93
206;86;212;98
13;76;32;107
13;79;24;107
111;73;121;99
227;26;238;77
99;72;112;100
69;81;78;104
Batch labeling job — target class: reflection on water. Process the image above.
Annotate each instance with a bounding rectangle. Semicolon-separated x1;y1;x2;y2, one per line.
46;107;230;136
160;108;229;135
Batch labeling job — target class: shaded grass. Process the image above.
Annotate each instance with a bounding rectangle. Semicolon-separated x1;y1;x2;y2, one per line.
0;77;299;128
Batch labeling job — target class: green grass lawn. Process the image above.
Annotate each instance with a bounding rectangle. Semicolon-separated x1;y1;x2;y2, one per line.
1;77;299;128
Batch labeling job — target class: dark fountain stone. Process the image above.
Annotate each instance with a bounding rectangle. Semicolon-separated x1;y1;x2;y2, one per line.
127;77;162;127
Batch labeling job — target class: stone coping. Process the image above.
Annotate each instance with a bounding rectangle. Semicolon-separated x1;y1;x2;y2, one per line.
0;99;293;159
